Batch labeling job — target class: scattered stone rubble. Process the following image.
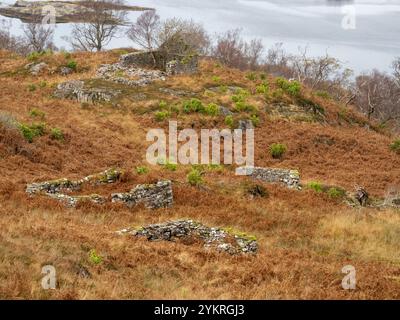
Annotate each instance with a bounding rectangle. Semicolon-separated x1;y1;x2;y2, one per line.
112;180;173;209
237;166;301;189
95;62;167;87
117;220;258;255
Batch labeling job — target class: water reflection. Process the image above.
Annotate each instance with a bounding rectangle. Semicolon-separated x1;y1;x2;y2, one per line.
325;0;355;6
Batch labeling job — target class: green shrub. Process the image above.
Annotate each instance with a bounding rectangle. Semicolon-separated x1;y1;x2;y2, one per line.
256;82;269;94
234;101;257;113
269;143;287;159
50;127;64;141
159;100;168;109
307;181;323;193
39;81;47;88
29;108;45;119
212;75;221;83
276;77;301;96
19;123;46;143
27;84;36;92
327;187;346;198
27;51;43;61
219;85;228;93
390;139;400;154
250;114;260;127
88;249;103;265
187;168;203;186
271;88;284;100
183;98;204;113
136;166;149;175
155;110;170;122
246;72;257;81
66;60;77;70
225;115;234;128
62;51;71;60
315;91;331;99
165;161;177;171
260;73;267;80
203;103;220;116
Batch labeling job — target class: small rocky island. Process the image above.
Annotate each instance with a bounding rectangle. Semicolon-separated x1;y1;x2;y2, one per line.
0;0;152;23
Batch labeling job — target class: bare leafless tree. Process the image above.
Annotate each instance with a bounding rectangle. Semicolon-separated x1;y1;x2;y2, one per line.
0;20;29;55
355;70;400;125
21;22;55;52
392;57;400;86
245;38;264;70
65;0;127;52
213;29;247;69
126;10;160;51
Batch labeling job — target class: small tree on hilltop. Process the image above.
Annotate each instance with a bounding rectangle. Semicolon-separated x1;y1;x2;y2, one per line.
126;10;160;51
65;0;127;52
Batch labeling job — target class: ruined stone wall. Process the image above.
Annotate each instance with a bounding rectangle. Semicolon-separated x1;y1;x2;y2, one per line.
117;219;258;255
237;166;301;189
112;180;173;209
120;51;198;75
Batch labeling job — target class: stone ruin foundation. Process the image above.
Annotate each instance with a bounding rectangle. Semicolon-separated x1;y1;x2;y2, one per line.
237;166;301;189
117;220;258;255
26;169;173;209
111;180;173;209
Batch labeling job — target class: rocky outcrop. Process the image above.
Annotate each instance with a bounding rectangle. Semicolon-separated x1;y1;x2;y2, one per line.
237;166;301;189
117;220;258;255
112;180;173;209
59;67;73;76
54;80;121;104
25;62;47;75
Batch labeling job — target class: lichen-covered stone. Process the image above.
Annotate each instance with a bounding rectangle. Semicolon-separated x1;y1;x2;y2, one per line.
60;67;73;76
117;220;258;255
112;180;173;209
237;119;254;130
237;166;301;189
46;193;106;208
25;62;48;75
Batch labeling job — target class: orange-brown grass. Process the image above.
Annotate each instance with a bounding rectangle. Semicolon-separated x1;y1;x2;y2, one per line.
0;50;399;299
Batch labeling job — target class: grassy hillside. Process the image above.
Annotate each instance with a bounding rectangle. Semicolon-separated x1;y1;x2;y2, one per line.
0;50;399;299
